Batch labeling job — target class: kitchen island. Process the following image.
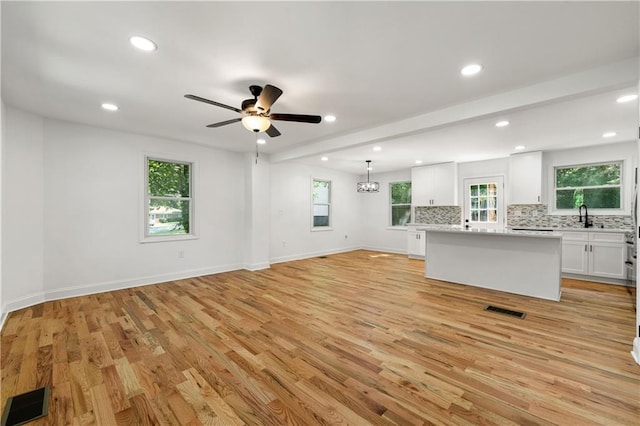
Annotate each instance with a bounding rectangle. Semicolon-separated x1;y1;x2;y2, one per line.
421;228;563;301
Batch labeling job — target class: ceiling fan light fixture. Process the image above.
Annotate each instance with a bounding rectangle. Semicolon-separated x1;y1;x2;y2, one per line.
242;115;271;132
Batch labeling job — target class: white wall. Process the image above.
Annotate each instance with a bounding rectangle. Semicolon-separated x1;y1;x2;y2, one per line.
2;108;45;311
360;168;411;253
269;162;362;263
2;109;246;315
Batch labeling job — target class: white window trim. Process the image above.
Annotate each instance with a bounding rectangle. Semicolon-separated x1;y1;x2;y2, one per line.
389;181;411;228
311;178;332;231
140;153;199;243
548;159;627;216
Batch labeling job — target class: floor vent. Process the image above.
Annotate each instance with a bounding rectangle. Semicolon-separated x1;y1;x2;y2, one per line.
1;386;50;426
484;305;526;319
318;256;328;259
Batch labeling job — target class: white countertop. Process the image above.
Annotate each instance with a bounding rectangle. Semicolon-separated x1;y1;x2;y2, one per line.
417;226;563;239
408;224;631;234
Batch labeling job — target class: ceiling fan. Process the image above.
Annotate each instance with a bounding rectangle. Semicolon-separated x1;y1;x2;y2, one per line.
184;84;322;137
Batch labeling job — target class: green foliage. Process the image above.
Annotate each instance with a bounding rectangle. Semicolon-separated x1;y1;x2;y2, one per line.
391;182;411;204
313;180;330;203
390;182;411;226
148;159;191;233
555;163;621;209
148;160;190;197
556;163;620;188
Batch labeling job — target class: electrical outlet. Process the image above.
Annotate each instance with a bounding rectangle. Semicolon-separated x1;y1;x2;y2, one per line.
344;234;348;239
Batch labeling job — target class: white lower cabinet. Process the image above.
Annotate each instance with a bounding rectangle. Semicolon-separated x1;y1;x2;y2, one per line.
561;231;626;279
407;227;426;259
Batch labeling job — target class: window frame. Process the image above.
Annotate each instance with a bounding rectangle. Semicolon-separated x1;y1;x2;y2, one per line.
141;155;197;243
311;178;332;231
389;181;412;228
551;160;624;215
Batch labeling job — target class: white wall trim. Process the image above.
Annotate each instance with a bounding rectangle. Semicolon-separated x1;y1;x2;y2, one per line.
269;246;360;265
0;263;242;331
632;337;640;365
243;262;271;271
360;245;407;255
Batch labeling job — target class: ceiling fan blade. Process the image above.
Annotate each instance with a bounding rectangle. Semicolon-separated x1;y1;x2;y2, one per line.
265;124;281;137
206;118;242;128
185;94;241;113
270;113;322;124
255;85;283;112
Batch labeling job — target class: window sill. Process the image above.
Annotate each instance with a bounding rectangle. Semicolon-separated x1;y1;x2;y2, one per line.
311;227;333;232
386;226;409;231
549;208;626;216
140;234;198;244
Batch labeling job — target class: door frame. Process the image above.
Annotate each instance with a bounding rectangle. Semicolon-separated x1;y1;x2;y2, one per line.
463;175;505;230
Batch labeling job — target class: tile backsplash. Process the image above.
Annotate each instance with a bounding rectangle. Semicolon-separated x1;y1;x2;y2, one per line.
507;204;633;229
414;206;461;224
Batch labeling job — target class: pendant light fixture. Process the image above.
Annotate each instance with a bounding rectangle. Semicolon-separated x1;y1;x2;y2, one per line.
357;160;380;193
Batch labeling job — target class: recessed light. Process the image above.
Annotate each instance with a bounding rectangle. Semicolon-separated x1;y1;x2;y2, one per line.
495;120;509;128
101;103;118;111
324;115;336;122
373;146;382;151
616;94;638;103
461;63;482;76
415;160;423;164
602;132;616;138
256;138;266;145
514;145;525;151
129;36;157;52
321;156;328;161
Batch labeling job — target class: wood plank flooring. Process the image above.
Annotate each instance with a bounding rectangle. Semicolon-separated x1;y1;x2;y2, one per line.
1;250;638;425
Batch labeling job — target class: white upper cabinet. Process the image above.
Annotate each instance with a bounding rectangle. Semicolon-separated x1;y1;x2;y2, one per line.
509;151;542;204
411;162;457;206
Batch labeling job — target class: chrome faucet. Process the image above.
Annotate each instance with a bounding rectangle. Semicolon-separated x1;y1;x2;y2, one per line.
578;204;592;228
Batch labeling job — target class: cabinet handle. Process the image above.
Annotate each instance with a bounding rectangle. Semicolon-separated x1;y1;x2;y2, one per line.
590;245;593;252
584;244;587;252
537;195;540;202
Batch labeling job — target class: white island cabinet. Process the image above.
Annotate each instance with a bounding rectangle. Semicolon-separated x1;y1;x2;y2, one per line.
423;228;562;301
407;226;426;259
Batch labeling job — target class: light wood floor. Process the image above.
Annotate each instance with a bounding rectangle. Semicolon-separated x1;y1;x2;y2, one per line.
1;250;638;425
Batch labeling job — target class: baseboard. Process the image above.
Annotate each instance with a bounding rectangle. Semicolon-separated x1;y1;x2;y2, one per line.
0;292;46;331
562;273;632;286
632;337;640;365
360;245;407;255
269;246;360;265
243;262;271;271
0;263;242;331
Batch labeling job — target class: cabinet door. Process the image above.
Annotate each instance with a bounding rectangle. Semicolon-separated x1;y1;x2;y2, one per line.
430;162;457;206
509;151;542;204
411;166;431;207
407;231;426;257
562;241;589;274
589;242;626;279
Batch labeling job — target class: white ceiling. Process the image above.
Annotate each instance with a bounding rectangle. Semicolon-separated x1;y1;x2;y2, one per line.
2;1;639;174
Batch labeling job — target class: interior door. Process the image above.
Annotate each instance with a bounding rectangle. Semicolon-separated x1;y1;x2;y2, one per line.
464;176;505;230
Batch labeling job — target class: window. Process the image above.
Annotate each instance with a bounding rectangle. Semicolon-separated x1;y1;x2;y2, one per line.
469;183;498;223
390;181;411;226
145;158;193;239
312;179;331;228
555;162;621;210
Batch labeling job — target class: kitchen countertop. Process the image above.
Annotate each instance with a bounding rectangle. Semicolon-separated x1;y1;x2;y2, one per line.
408;224;631;234
417;226;563;239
